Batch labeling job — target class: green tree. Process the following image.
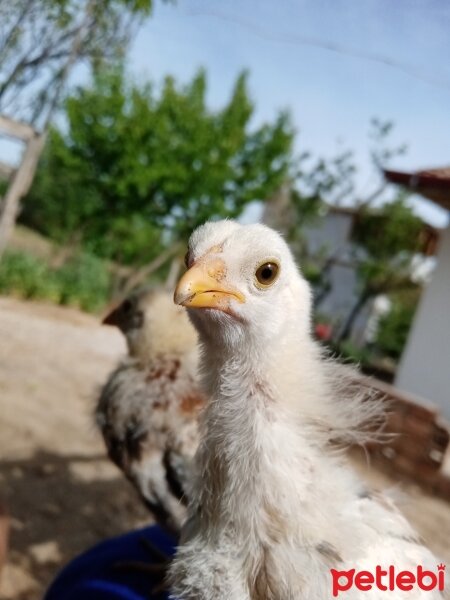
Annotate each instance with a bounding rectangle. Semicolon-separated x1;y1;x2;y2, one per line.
22;67;295;269
278;119;422;348
0;0;154;124
375;291;419;360
0;0;156;260
336;194;423;343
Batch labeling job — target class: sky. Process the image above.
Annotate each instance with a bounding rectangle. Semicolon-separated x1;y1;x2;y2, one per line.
128;0;450;227
1;1;449;227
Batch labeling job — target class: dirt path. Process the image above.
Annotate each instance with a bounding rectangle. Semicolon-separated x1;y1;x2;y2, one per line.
0;298;149;599
0;297;449;599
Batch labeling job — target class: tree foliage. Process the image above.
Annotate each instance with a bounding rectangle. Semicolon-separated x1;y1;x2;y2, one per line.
0;249;111;311
282;119;423;348
0;0;153;125
351;193;423;293
22;67;295;265
333;193;423;344
375;292;418;360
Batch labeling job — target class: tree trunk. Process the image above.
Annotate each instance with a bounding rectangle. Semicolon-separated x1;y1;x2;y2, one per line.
0;116;35;141
0;0;95;259
0;133;46;258
49;229;83;268
313;280;332;308
115;242;183;299
336;289;372;346
164;256;182;291
313;254;337;308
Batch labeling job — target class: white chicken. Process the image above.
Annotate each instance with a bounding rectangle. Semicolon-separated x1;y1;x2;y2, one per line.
169;220;445;600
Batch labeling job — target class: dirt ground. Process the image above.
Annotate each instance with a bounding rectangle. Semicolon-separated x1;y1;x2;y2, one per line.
0;297;149;600
0;297;449;599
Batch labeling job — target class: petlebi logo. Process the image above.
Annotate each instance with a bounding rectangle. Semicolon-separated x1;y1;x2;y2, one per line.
331;564;446;597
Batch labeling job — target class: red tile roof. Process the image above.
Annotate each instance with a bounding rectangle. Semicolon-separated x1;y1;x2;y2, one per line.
384;167;450;210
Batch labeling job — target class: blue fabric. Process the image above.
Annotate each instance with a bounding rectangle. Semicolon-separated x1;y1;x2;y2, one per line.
44;525;177;600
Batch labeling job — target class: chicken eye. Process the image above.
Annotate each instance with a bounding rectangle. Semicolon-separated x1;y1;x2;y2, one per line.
184;252;190;268
255;262;280;288
122;299;133;314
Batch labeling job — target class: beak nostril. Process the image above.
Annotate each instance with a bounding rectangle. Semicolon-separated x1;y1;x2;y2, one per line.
174;258;245;310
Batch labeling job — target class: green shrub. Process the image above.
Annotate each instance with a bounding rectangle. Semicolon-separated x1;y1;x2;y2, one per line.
0;250;111;312
375;300;416;360
337;340;371;366
56;254;112;312
0;252;55;300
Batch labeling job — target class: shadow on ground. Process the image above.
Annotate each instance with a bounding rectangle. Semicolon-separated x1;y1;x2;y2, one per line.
0;450;150;600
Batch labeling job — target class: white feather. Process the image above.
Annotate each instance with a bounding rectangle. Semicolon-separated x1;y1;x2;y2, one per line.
169;221;445;600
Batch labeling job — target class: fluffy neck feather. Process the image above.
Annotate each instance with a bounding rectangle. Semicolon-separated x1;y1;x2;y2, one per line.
194;317;319;535
193;312;382;544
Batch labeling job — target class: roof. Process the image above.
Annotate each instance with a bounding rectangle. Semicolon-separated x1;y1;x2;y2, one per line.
328;205;358;217
324;202;441;256
384;167;450;211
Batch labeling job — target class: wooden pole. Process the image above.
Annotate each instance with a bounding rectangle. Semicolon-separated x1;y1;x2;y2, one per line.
0;115;36;141
0;0;95;259
0;133;45;257
118;242;183;298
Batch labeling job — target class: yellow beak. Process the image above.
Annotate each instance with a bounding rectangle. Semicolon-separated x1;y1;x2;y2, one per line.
174;259;245;311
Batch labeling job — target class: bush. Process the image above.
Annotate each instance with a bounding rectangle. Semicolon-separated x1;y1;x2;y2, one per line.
336;340;371;365
0;252;57;300
0;251;112;312
375;300;416;360
56;254;112;312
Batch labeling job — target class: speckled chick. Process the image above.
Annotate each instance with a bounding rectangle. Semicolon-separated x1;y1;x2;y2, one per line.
96;289;204;533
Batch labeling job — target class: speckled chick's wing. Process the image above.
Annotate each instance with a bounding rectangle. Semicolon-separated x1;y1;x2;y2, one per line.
96;354;204;534
96;289;204;535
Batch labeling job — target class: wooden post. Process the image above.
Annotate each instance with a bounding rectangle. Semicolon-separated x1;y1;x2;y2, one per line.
0;0;95;259
0;161;15;180
0;115;35;141
118;242;183;298
0;133;45;258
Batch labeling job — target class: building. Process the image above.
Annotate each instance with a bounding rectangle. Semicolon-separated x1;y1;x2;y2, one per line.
263;183;442;352
303;205;440;346
384;167;450;418
263;190;374;343
303;206;371;343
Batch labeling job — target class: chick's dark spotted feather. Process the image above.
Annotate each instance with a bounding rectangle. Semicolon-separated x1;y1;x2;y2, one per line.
96;289;203;534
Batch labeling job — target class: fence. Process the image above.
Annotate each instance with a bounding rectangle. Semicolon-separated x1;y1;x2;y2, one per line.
363;378;450;499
